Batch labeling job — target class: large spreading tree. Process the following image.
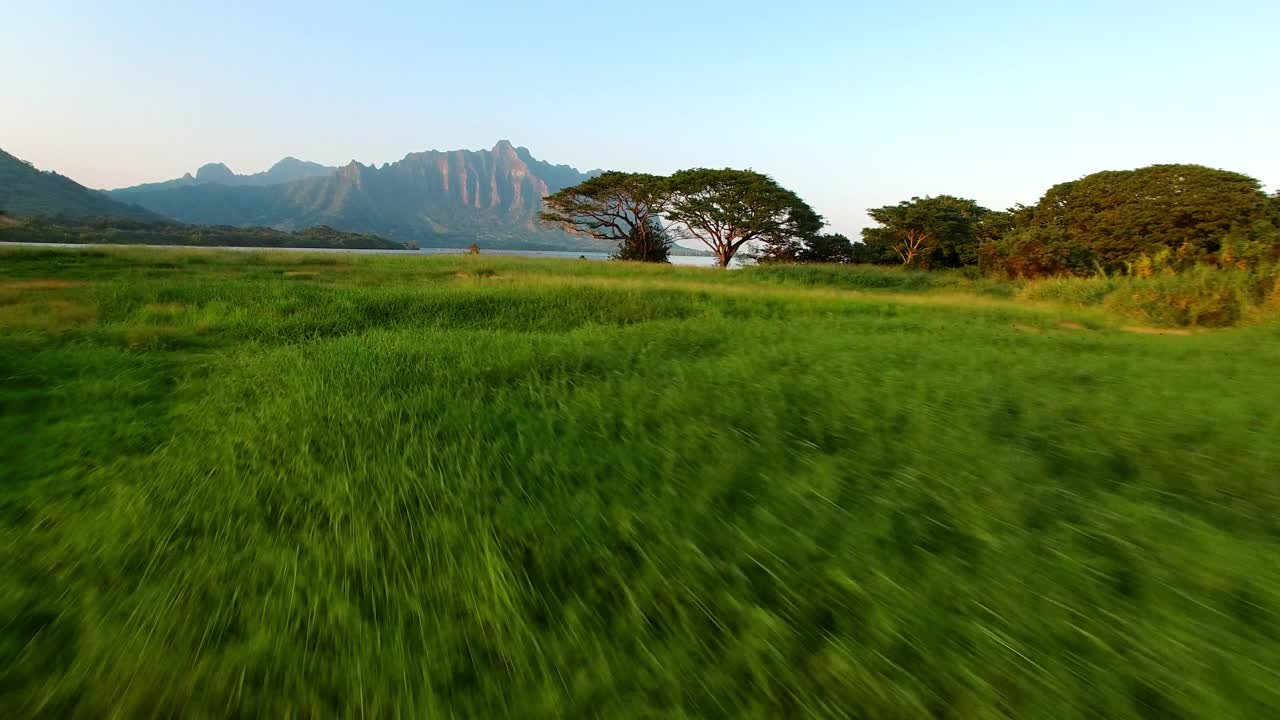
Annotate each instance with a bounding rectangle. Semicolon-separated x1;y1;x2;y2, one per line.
1018;164;1273;268
539;172;674;262
665;169;822;268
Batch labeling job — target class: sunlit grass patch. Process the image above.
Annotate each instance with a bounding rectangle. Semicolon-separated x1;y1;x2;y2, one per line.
0;298;96;333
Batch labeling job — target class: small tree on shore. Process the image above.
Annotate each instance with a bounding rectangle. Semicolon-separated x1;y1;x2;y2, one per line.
540;172;674;262
612;219;676;262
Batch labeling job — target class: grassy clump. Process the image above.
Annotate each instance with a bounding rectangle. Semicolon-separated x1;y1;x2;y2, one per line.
2;247;1280;717
1018;264;1280;327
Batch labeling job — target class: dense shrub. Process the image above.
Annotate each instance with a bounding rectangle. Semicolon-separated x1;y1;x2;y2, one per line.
979;227;1099;278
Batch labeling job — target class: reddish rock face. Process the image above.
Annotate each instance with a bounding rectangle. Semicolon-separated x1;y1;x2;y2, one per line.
389;141;553;212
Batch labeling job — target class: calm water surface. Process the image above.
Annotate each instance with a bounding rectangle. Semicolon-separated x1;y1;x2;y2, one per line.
2;242;728;267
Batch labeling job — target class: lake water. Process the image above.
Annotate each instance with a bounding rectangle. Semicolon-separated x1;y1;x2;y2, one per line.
1;242;728;267
417;248;727;267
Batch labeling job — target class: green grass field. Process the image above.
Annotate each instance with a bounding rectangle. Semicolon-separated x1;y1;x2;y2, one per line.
2;246;1279;718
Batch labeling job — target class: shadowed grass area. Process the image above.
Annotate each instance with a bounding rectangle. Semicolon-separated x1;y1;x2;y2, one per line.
2;246;1279;717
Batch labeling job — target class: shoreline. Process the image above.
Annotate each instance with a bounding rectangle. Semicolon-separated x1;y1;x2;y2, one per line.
0;241;726;266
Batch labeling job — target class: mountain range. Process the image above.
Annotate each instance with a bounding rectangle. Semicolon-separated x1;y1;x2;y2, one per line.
0;148;160;222
115;157;336;194
107;141;606;250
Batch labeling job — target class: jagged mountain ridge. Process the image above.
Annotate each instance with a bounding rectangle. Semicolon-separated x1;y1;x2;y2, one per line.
108;141;605;249
113;157;337;195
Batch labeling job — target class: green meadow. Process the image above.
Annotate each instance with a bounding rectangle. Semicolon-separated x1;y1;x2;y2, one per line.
2;246;1278;718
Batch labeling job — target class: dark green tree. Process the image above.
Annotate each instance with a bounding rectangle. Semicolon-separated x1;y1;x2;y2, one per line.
798;233;856;263
976;209;1017;245
539;172;673;263
847;240;885;264
752;233;859;264
747;237;801;263
861;196;991;268
749;233;804;263
665;169;822;268
1019;164;1272;269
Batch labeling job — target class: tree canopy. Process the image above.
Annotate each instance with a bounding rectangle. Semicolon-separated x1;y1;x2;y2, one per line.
547;162;1276;275
665;169;822;267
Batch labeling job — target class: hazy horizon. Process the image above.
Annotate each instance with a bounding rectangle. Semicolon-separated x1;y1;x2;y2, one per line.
4;0;1277;236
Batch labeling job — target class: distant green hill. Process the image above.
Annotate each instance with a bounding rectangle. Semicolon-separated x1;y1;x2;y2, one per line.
109;141;611;251
0;148;160;222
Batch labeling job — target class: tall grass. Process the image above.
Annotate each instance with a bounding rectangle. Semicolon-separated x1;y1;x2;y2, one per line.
2;246;1280;717
1019;264;1280;327
734;260;1280;327
735;263;987;292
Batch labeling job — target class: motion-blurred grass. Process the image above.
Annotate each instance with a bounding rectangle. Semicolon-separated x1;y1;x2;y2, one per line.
2;247;1278;718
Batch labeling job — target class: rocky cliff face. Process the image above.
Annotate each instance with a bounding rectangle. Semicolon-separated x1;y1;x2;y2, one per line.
108;141;603;249
383;140;547;211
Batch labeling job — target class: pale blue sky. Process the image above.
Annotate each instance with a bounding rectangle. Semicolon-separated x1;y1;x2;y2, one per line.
3;0;1276;234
